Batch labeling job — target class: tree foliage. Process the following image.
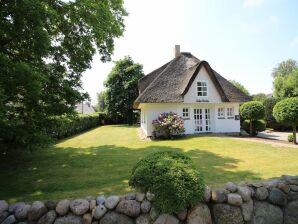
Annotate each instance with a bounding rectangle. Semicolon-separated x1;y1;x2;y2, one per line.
252;93;268;102
96;91;107;112
273;69;298;99
104;56;144;125
0;0;127;148
272;59;297;78
240;101;265;136
273;97;298;144
229;80;250;95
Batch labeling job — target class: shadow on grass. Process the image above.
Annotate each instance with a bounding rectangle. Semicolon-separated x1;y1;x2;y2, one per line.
0;144;260;202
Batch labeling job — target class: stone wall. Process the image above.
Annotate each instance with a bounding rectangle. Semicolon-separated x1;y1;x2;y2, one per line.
0;175;298;224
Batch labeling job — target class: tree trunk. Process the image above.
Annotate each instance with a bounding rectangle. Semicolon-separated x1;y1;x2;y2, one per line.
250;119;253;137
293;125;297;144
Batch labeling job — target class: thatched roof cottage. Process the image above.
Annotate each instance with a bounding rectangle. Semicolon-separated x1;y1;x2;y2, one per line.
134;45;251;136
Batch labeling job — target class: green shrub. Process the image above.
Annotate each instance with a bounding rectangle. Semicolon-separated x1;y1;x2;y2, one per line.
47;112;108;139
288;134;294;142
242;120;266;136
129;151;205;213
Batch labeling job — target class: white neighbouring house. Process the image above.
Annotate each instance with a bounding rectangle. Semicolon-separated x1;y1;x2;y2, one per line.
134;45;251;137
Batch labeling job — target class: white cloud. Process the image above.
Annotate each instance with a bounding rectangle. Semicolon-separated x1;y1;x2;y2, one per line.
243;0;264;8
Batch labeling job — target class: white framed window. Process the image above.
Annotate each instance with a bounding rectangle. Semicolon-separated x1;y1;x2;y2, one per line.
197;81;208;97
182;108;189;119
227;107;234;119
217;107;225;119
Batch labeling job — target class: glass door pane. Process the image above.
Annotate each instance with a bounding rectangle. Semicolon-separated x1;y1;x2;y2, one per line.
194;109;203;132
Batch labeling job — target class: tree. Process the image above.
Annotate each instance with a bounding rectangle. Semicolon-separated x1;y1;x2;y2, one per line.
273;69;298;99
273;97;298;144
240;101;265;136
96;91;107;112
0;0;127;148
272;59;297;78
252;93;268;102
229;80;250;95
104;56;144;125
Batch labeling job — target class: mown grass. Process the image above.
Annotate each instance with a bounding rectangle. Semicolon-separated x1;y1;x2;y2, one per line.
1;125;298;203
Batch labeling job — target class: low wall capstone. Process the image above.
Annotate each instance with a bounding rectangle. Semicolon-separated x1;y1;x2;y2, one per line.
0;175;298;224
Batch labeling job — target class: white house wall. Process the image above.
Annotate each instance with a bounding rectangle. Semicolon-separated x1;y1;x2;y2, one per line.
140;103;240;136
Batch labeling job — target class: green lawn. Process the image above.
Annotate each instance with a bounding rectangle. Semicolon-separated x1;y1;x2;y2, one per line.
1;125;298;203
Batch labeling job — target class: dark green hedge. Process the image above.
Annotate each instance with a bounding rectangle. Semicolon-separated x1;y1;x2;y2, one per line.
47;112;108;139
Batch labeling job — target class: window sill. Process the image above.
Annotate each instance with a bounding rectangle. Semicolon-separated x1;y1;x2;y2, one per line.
183;118;190;120
227;117;234;119
218;117;225;119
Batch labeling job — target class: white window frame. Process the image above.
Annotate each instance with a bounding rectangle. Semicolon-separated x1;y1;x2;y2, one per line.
217;107;225;119
227;107;234;119
197;81;208;97
182;107;190;119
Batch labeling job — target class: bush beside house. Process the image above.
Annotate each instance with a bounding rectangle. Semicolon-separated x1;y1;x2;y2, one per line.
240;101;265;136
241;120;266;136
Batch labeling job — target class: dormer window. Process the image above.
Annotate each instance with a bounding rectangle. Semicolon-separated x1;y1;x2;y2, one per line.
197;81;208;97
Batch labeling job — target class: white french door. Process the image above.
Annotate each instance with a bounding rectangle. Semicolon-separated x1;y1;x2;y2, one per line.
194;108;211;133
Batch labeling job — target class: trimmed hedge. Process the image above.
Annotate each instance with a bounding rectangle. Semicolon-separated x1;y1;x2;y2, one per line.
129;151;205;213
242;119;266;136
48;112;108;139
288;134;294;142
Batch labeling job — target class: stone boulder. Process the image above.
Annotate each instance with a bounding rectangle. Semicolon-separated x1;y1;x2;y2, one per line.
203;186;211;203
153;214;179;224
92;204;107;219
125;193;136;200
136;214;151;224
226;182;238;192
136;193;145;202
149;206;159;221
8;202;25;213
140;200;151;213
0;200;8;215
146;192;155;201
45;201;57;210
38;210;57;224
187;203;212;224
28;201;47;221
83;213;92;224
96;196;106;205
268;188;287;207
56;199;70;216
105;196;120;210
237;186;251;202
255;187;269;200
70;199;89;215
284;200;298;224
54;214;83;224
252;201;283;224
116;200;140;217
212;189;227;203
1;215;16;224
0;211;9;223
278;183;290;194
176;210;187;221
212;204;244;224
99;211;134;224
15;204;31;219
282;175;298;185
227;193;243;206
241;199;253;222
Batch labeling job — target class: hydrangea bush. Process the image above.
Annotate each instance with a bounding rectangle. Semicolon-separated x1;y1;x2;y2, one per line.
152;112;185;139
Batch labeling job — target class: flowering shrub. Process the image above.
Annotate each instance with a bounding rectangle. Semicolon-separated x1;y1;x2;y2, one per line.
152;112;185;138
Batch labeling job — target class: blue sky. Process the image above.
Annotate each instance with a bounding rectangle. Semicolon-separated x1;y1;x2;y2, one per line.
82;0;298;104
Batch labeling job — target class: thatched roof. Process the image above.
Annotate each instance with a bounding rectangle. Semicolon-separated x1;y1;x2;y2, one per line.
134;52;251;108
